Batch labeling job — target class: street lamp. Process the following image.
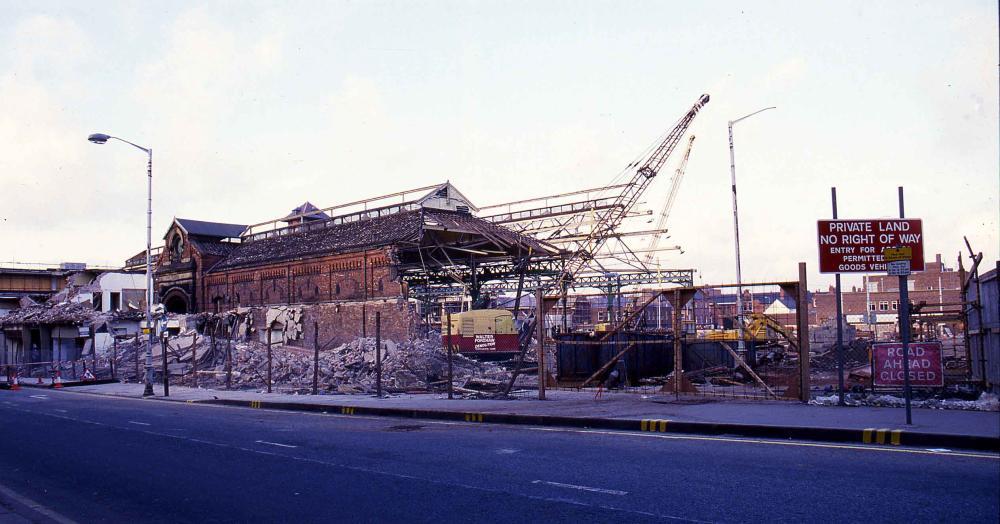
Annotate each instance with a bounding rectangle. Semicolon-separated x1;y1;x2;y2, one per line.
727;106;775;354
88;133;156;397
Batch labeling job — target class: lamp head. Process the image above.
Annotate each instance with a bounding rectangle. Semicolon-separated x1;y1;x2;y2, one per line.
87;133;110;144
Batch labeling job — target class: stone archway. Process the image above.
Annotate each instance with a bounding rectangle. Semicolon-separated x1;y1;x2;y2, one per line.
162;288;191;314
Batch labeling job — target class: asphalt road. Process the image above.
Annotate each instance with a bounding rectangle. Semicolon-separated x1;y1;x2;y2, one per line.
0;390;997;523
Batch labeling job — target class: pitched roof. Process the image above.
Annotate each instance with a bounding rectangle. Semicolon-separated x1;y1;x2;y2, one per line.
210;209;548;272
211;209;425;271
282;202;330;222
188;238;241;257
173;218;247;239
417;182;479;212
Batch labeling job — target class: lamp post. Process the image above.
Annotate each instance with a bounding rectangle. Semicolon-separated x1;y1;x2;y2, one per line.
728;106;775;354
87;133;155;397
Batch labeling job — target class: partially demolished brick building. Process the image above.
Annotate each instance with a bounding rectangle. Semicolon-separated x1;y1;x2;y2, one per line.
142;183;550;346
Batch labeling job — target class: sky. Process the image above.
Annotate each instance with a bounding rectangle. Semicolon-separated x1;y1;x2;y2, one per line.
0;0;997;291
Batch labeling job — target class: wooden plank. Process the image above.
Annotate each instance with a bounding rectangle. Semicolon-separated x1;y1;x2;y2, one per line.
718;341;777;399
579;342;637;387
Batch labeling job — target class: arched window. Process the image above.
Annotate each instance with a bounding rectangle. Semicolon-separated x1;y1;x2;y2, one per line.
169;234;184;262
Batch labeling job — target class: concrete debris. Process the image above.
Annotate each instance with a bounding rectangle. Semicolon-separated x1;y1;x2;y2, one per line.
99;328;534;397
811;339;870;372
809;317;857;350
809;392;1000;411
264;306;303;343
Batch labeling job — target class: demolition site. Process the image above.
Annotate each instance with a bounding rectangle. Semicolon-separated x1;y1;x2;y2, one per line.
1;94;996;408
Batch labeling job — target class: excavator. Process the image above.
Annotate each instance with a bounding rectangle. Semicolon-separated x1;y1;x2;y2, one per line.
705;312;798;350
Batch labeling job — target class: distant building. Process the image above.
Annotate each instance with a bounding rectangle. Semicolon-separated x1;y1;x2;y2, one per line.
811;254;961;338
0;266;71;315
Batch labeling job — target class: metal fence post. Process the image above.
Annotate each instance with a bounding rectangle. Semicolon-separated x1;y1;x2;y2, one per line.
797;262;811;402
266;327;273;393
135;334;140;382
161;333;169;397
225;319;233;390
673;289;682;399
446;311;453;399
536;288;546;400
312;321;319;395
191;330;198;388
89;325;97;379
375;311;382;398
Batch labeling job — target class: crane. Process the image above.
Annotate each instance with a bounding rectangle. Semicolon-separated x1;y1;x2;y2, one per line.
551;93;710;291
502;94;711;396
644;134;696;267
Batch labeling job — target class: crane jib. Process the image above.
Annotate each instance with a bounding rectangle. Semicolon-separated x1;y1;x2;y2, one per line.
550;92;711;290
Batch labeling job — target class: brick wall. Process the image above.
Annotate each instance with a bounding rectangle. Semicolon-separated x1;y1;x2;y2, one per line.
811;256;963;332
200;248;403;312
293;300;417;348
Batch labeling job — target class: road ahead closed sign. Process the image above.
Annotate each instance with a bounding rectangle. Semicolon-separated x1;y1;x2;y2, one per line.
817;219;924;273
872;342;944;388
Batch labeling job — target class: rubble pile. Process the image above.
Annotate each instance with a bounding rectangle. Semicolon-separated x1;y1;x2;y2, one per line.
809;392;1000;411
99;330;533;396
811;339;870;372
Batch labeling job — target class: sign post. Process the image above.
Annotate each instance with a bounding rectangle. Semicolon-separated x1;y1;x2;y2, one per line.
896;187;913;425
816;187;923;424
831;188;845;406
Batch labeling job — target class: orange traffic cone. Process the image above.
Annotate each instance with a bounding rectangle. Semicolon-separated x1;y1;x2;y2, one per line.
53;369;63;389
11;372;20;391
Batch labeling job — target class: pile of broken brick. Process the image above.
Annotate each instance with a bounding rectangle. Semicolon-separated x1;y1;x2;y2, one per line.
101;330;536;397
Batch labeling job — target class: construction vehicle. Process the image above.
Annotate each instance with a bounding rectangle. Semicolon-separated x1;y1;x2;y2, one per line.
443;309;519;354
705;313;797;346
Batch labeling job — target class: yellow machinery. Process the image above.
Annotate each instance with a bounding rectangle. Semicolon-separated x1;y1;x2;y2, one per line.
704;313;797;348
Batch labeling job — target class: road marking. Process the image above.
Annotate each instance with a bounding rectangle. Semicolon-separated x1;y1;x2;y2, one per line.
496;448;519;454
36;386;999;461
525;427;999;460
54;409;68;413
128;421;151;426
3;405;710;523
29;395;47;399
256;440;298;448
0;482;78;524
532;480;628;496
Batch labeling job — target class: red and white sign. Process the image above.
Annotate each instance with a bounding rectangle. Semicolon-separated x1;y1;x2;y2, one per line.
817;219;924;273
872;342;943;388
444;333;519;353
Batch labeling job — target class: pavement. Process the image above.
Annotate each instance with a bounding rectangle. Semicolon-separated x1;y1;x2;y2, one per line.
0;389;997;522
15;381;1000;450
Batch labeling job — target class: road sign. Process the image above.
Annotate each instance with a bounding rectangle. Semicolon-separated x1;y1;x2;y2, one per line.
886;260;911;276
817;219;924;273
883;246;912;262
872;342;943;387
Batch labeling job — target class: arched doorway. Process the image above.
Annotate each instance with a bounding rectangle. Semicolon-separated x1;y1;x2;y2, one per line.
162;288;191;314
